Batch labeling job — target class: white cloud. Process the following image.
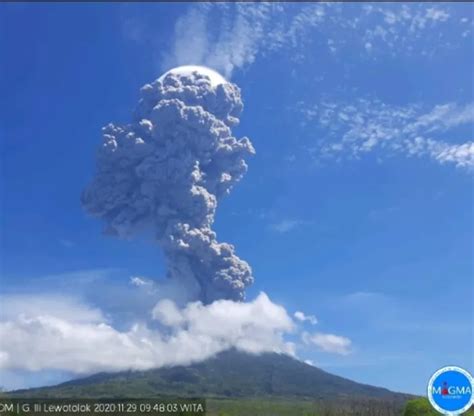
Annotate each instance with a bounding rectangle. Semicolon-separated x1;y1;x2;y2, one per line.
339;291;387;305
0;295;105;324
152;299;184;327
298;99;474;170
361;4;454;56
0;293;296;374
269;218;313;234
270;219;309;233
130;276;152;287
162;3;280;77
432;141;474;167
302;332;352;356
407;103;474;134
426;8;450;23
294;311;318;325
153;293;295;354
159;3;464;77
130;276;146;286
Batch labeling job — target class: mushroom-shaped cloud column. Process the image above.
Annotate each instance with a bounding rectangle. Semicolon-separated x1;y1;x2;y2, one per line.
81;66;255;303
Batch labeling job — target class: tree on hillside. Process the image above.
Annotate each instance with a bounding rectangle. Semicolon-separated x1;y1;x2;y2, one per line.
404;398;474;416
404;398;437;416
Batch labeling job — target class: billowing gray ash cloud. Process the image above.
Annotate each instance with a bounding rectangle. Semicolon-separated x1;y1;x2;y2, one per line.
82;66;255;303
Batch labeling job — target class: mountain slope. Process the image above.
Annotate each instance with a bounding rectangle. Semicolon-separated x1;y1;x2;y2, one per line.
10;349;409;401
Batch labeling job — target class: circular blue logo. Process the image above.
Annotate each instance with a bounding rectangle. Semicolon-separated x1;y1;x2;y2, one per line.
428;366;474;415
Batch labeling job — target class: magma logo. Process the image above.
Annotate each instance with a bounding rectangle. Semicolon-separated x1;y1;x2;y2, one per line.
428;366;474;415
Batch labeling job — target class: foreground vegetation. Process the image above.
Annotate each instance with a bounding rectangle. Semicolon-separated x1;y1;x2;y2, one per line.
215;397;473;415
3;395;473;416
208;397;405;415
0;396;407;416
403;397;474;416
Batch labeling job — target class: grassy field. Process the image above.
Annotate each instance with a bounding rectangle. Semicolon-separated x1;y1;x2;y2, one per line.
207;397;409;416
206;397;474;416
207;398;325;416
403;397;474;416
0;396;406;416
1;396;472;416
206;398;474;416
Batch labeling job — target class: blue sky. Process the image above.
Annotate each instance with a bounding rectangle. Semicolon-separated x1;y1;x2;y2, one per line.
1;3;473;395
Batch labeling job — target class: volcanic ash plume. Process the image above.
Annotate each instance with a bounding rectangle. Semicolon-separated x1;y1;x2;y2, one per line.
82;67;255;303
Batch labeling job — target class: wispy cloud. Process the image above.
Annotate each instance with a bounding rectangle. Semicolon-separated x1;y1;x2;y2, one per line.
162;3;282;77
159;3;467;77
270;219;308;233
360;4;456;57
0;295;105;324
302;331;352;356
294;311;318;325
298;99;474;170
130;276;149;287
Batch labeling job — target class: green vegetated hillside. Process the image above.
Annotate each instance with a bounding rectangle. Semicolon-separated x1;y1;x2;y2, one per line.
11;350;406;400
8;350;425;415
403;397;474;416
